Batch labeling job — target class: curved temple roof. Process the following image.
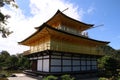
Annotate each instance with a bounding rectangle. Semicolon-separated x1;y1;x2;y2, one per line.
35;10;94;31
19;23;110;45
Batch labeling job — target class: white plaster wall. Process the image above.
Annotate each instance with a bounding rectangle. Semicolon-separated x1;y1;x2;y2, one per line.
37;60;42;71
43;56;49;58
38;56;42;59
29;57;37;60
43;59;49;72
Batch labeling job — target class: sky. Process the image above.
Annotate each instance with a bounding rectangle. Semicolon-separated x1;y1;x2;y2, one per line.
0;0;120;54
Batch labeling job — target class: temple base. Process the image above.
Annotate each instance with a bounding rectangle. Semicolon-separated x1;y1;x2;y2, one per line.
24;70;98;79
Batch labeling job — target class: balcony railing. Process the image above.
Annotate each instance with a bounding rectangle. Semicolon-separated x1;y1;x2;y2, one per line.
30;41;104;55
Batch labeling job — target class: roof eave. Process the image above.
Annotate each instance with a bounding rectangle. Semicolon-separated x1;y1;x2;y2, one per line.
18;23;47;45
45;24;110;44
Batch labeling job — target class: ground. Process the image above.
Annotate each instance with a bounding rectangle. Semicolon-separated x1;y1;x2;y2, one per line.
8;73;98;80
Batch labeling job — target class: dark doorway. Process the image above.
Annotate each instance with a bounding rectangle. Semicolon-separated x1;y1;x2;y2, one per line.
31;60;37;71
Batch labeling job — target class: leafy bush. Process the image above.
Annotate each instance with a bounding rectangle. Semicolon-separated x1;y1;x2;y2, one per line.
99;77;107;80
61;74;75;80
43;75;58;80
98;55;119;77
43;74;75;80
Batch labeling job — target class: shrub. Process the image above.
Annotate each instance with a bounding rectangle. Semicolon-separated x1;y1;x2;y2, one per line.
43;75;58;80
43;74;75;80
99;77;107;80
61;74;75;80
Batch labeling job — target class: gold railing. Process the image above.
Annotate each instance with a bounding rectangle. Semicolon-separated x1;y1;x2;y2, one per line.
30;41;50;53
30;40;104;55
50;40;104;55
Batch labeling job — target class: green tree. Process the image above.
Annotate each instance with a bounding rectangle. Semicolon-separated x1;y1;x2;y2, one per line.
98;56;119;77
0;51;30;70
0;50;10;69
114;50;120;61
8;55;19;70
17;54;30;70
0;0;18;38
0;50;10;62
99;45;116;56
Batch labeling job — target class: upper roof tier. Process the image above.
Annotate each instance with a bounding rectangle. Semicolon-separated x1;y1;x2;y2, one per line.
35;10;94;31
19;23;109;46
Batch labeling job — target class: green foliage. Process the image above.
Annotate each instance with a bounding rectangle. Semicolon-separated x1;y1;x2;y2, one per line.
118;76;120;80
0;51;10;69
100;45;120;61
0;0;17;38
7;55;19;70
61;74;75;80
98;55;110;69
43;75;58;80
114;50;120;61
0;51;10;62
99;77;107;80
98;46;120;79
0;51;29;70
98;55;119;77
17;54;30;69
43;74;75;80
99;76;120;80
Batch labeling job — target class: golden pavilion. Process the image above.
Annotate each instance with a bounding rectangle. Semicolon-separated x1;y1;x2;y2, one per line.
19;10;109;76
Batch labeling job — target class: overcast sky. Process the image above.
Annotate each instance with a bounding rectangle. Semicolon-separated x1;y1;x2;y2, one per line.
0;0;120;54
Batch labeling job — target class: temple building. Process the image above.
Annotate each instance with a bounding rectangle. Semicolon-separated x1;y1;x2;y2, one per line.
19;10;109;76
